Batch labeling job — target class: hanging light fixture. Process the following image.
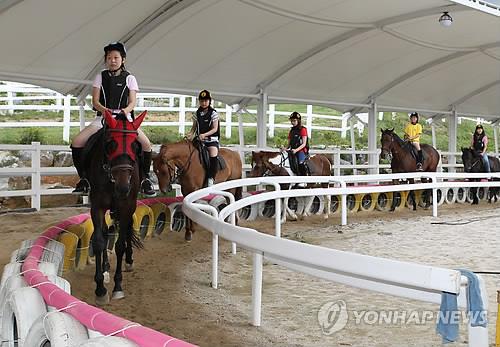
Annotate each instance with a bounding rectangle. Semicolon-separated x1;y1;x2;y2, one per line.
439;12;453;27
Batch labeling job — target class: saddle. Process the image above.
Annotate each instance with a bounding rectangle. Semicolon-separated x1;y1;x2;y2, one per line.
287;150;310;175
192;138;226;171
403;142;425;163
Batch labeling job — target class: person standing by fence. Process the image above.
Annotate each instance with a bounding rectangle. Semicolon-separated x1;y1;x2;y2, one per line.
70;42;156;196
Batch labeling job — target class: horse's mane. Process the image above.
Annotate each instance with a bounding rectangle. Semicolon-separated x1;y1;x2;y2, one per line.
388;130;406;147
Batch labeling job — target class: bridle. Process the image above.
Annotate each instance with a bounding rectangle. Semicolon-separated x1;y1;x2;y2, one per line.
105;127;138;184
163;140;196;189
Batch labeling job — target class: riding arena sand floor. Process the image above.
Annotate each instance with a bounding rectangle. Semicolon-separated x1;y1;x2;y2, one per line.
1;203;499;347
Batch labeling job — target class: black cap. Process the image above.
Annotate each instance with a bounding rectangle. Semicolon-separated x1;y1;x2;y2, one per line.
476;124;483;129
289;111;301;120
410;112;419;118
198;90;212;100
104;42;127;58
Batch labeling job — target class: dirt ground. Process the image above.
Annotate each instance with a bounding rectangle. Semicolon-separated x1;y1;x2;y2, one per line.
1;204;499;347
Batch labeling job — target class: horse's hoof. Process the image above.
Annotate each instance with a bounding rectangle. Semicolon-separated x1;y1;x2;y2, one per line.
95;293;110;306
185;232;192;242
112;291;125;300
87;256;95;265
124;263;133;272
103;271;110;284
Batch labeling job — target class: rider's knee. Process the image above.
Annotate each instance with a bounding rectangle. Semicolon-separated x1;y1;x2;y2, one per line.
137;131;152;152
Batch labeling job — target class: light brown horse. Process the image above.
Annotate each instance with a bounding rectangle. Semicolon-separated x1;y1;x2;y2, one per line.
250;151;332;220
153;139;242;241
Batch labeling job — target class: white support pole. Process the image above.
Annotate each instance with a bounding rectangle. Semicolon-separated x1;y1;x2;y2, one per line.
63;95;71;143
493;126;498;157
341;113;348;139
79;102;86;130
306;105;313;139
349;117;357;176
31;142;41;211
268;104;275;138
448;110;458;173
431;123;437;148
251;252;263;327
367;102;378;175
225;104;232;139
238;111;245;148
178;96;186;136
257;91;268;147
212;233;218;289
334;149;341;177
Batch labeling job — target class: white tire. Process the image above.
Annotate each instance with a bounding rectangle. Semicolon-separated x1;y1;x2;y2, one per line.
456;187;467;203
44;311;89;346
10;239;65;276
77;336;139;346
444;188;456;204
1;287;47;347
208;195;228;212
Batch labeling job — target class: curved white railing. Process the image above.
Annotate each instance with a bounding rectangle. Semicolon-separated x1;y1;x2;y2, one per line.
183;173;494;346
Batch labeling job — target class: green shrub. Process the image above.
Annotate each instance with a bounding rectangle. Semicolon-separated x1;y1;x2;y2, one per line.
19;127;45;144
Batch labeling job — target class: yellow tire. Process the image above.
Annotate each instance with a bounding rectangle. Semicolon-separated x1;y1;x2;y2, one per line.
57;232;79;273
359;193;377;212
66;218;94;271
392;191;407;211
133;204;154;240
347;194;360;213
149;202;171;236
375;192;392;211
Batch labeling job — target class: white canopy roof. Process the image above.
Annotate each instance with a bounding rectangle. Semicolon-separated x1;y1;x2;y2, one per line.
0;0;499;116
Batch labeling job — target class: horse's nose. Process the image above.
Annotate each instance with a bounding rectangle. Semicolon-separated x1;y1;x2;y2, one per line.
115;184;130;197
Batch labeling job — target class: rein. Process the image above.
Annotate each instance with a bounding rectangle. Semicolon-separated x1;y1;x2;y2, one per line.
165;140;196;187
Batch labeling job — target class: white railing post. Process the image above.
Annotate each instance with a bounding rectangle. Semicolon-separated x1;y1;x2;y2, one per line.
306;105;313;139
79;101;86;130
31;142;41;211
225;104;232;139
268;104;275;138
349;117;358;176
63;95;71;143
178;96;186;136
251;252;263;327
334;149;341;177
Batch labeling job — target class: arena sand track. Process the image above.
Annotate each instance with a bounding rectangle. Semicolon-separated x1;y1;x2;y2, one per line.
1;204;499;347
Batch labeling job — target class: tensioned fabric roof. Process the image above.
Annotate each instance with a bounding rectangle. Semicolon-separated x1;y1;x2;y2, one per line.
0;0;499;116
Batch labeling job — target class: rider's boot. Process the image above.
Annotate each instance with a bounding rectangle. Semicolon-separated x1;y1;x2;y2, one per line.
297;163;308;187
416;150;423;171
140;150;156;197
207;156;218;187
71;146;90;195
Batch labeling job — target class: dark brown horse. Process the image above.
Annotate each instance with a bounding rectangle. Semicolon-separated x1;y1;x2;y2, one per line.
380;128;440;211
461;147;500;204
250;151;332;219
153;140;242;241
87;110;147;305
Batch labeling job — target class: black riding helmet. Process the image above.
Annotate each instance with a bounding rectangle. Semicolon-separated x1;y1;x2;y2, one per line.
476;124;484;130
289;111;301;120
198;90;212;101
409;112;419;122
104;42;127;58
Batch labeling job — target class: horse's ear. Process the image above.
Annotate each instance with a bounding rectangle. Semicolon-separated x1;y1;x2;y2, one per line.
132;110;147;129
103;110;117;128
389;128;394;132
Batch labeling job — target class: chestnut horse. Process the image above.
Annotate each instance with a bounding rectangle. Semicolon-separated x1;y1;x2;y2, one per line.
250;151;332;220
87;110;147;305
153;140;242;241
380;128;440;211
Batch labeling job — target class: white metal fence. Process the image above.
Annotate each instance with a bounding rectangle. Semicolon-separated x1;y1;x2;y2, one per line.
0;83;360;143
182;173;494;347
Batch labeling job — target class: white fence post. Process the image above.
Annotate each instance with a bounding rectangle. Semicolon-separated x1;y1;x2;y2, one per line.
251;252;263;327
6;91;14;115
31;142;41;211
306;105;313;139
225;104;232;139
79;102;86;130
268;104;275;138
178;96;186;136
334;149;341;177
63;95;71;143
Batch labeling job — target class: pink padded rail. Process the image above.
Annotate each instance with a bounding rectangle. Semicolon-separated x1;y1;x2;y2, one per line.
21;212;196;347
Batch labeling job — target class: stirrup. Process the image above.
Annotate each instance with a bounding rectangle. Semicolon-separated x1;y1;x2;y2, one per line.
72;178;90;195
207;178;215;187
140;178;156;197
416;163;423;171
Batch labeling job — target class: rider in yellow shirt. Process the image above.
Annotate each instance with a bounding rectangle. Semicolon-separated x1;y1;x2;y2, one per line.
404;112;423;171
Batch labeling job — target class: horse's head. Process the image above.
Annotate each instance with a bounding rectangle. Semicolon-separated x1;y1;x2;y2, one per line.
103;110;147;197
380;128;395;160
153;144;175;193
461;147;477;173
250;151;278;177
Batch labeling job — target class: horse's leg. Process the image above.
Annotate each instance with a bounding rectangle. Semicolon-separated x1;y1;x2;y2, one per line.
284;196;297;221
102;224;111;284
112;214;133;300
472;185;479;205
302;196;314;219
91;208;109;306
323;194;331;219
185;218;193;241
408;178;417;211
390;179;398;212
